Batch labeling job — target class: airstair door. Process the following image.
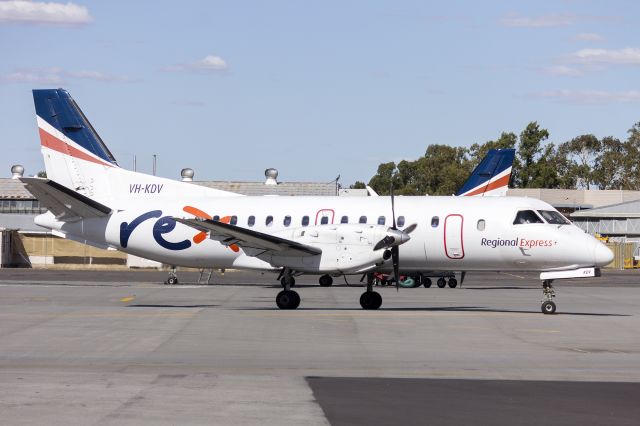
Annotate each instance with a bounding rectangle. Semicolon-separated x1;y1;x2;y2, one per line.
444;214;465;259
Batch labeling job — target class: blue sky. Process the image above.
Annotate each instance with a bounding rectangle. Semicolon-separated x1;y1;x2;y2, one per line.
1;0;639;185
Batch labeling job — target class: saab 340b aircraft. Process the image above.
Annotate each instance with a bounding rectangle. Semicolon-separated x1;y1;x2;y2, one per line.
22;89;614;314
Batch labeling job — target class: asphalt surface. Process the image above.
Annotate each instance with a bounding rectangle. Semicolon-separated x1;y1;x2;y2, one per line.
0;268;639;425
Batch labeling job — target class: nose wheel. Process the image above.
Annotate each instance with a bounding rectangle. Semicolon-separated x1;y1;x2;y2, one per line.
541;279;556;314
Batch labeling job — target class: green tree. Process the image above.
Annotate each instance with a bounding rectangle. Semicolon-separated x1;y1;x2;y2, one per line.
349;181;367;189
557;134;601;189
368;162;398;195
514;121;550;188
593;137;624;189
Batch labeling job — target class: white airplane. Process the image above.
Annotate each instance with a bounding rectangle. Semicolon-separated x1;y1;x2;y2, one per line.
22;89;614;314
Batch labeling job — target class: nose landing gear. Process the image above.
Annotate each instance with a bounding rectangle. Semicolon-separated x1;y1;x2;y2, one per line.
541;279;556;314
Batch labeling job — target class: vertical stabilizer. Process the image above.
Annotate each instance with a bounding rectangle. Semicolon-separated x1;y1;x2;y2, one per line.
33;89;239;204
456;148;515;197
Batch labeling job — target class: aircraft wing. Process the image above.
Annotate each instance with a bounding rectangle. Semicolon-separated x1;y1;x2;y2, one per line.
20;177;112;221
174;217;322;257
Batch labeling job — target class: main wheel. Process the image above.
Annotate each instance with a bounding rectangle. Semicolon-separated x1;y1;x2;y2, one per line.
448;278;458;288
319;274;333;287
541;300;556;315
423;277;432;288
276;290;300;309
360;291;382;310
437;277;446;288
167;276;178;285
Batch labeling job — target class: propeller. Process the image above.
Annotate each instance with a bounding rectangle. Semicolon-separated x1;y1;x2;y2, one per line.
371;185;418;291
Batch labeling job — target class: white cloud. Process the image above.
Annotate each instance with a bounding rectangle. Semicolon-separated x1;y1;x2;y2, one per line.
530;89;640;104
540;65;583;76
566;48;640;65
0;1;92;25
164;55;229;73
573;32;604;42
499;13;575;28
0;68;134;84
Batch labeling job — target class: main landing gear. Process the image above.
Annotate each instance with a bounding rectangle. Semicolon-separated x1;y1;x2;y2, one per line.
360;273;382;310
276;269;300;309
541;279;556;314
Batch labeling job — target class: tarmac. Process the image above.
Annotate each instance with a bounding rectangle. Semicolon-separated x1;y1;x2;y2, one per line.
0;268;639;425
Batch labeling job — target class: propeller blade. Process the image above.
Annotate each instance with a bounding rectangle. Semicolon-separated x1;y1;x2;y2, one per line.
392;246;400;291
390;184;396;230
403;223;418;234
373;235;396;251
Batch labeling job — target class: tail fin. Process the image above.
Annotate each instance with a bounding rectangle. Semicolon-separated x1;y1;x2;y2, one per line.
33;88;238;204
455;148;515;197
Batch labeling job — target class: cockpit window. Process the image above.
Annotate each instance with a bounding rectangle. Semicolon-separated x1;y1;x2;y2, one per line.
513;210;544;225
538;210;570;225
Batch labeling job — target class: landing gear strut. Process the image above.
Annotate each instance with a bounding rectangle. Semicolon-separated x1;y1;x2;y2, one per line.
541;279;556;314
166;266;178;285
276;268;300;310
360;273;382;310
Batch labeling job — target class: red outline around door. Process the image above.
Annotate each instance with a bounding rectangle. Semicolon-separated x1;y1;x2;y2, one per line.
444;214;465;259
315;209;335;225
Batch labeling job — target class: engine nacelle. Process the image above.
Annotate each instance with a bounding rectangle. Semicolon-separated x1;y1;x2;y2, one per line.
268;224;392;273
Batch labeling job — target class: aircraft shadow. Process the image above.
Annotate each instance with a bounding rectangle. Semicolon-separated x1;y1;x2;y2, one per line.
128;304;219;308
230;306;630;316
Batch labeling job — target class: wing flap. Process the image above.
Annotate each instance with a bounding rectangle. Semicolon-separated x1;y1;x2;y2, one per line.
175;218;322;257
20;177;112;221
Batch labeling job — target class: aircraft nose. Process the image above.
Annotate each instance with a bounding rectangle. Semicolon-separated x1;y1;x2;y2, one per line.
594;241;614;267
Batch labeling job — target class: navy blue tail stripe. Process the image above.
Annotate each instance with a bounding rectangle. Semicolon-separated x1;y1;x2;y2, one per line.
455;149;515;196
33;89;118;165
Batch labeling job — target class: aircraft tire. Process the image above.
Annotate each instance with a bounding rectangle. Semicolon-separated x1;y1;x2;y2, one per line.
541;300;556;315
423;278;432;288
448;278;458;288
276;290;300;309
167;277;178;285
437;278;447;288
319;274;333;287
360;291;382;310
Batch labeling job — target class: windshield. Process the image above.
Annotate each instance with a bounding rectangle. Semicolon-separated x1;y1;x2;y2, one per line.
537;210;570;225
513;210;544;225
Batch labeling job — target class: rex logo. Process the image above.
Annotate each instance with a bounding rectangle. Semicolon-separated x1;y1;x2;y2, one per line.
183;206;241;252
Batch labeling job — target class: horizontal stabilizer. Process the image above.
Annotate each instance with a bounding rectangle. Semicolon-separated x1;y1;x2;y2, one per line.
20;177;112;221
175;217;322;257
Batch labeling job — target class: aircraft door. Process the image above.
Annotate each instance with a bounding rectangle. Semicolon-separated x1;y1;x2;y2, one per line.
444;214;465;259
315;209;335;225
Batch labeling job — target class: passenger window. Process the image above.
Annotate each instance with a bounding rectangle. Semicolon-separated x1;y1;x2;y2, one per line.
359;216;367;224
537;210;570;225
283;215;291;226
513;210;544;225
340;215;348;224
248;216;255;227
477;219;485;231
320;216;329;225
378;216;386;225
302;216;309;226
230;216;237;225
431;216;439;228
266;215;274;227
213;215;220;222
397;216;405;227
